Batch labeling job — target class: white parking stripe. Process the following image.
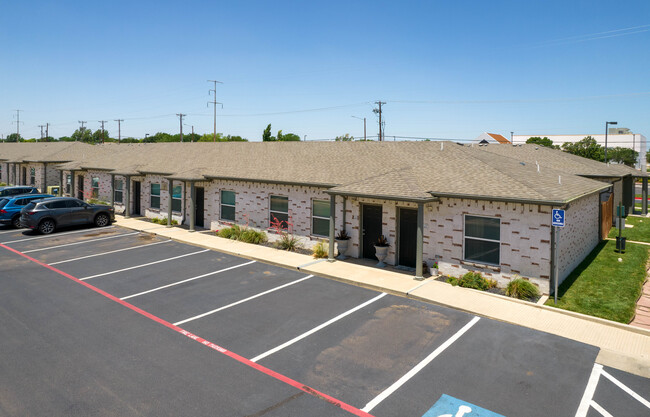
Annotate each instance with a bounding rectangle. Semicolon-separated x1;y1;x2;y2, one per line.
22;232;139;253
173;275;314;326
49;240;172;265
251;292;387;363
1;226;115;244
601;369;650;409
361;316;481;413
575;363;603;417
589;401;614;417
120;260;257;300
80;249;210;280
0;229;25;235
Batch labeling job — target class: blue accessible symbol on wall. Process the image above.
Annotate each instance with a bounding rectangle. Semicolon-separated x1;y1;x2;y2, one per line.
552;209;565;227
422;394;506;417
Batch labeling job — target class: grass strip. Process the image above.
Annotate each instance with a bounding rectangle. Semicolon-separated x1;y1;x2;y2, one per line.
546;240;648;323
608;215;650;243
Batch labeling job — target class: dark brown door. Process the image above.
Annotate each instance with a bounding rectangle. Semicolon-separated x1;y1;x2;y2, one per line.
77;175;84;200
362;204;383;259
22;167;27;185
195;187;204;227
133;181;141;215
398;208;417;268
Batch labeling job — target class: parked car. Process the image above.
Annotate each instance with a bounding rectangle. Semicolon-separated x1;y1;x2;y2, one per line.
20;197;115;234
0;193;54;228
0;186;39;197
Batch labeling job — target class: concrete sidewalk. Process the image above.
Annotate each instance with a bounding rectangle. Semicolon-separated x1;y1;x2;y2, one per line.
114;216;650;377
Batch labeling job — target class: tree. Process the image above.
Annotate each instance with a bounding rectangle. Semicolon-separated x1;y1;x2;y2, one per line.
607;147;638;167
71;128;93;143
526;136;556;148
335;134;354;141
262;124;274;141
279;132;300;141
92;129;109;143
58;136;74;142
6;133;22;142
562;136;604;162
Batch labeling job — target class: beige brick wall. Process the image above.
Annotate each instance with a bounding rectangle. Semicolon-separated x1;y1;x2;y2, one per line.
556;193;600;285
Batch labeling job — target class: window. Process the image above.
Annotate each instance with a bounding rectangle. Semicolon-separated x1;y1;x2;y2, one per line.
269;195;289;228
151;183;161;209
30;168;35;186
66;199;84;208
312;199;330;237
66;174;72;194
220;190;236;221
171;185;182;212
114;179;123;203
45;200;67;209
91;177;99;198
464;215;500;265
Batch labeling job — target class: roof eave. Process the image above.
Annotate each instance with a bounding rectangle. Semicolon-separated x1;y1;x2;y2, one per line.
326;190;439;203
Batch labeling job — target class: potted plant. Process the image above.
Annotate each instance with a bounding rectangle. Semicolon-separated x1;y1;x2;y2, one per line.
335;229;351;260
374;235;389;267
431;261;439;276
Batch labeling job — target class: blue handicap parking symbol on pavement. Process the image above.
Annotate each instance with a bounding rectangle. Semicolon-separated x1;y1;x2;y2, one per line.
422;394;505;417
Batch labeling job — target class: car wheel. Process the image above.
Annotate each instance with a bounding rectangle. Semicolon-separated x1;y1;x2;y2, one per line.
11;215;21;229
95;213;110;227
38;219;55;235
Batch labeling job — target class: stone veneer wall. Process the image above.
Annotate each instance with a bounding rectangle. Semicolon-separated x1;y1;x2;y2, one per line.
0;162;8;184
556;193;600;285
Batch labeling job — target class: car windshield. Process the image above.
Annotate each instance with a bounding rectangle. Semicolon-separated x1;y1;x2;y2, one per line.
0;198;8;209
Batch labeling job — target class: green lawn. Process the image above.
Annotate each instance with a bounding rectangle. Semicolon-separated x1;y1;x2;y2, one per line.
546;240;648;323
608;215;650;243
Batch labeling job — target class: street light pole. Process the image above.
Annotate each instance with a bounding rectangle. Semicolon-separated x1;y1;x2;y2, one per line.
605;121;617;163
351;116;366;141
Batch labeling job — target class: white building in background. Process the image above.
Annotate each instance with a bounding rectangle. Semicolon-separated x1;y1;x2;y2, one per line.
473;132;511;145
512;130;647;172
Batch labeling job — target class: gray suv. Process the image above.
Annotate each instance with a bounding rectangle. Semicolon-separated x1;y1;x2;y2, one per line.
20;197;115;234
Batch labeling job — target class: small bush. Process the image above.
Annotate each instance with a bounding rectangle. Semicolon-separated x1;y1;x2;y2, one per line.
506;278;540;300
275;232;302;251
151;217;178;225
87;198;110;206
240;228;268;244
446;271;494;291
218;224;243;240
312;241;328;258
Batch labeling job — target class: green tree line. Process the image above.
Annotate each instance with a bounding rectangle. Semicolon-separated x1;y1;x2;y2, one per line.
526;136;643;167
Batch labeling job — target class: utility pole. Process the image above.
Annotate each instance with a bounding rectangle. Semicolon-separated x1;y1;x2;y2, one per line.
99;120;107;143
176;113;186;142
208;80;223;143
39;125;45;141
46;123;49;141
78;121;86;141
373;101;386;141
114;119;123;143
13;110;23;139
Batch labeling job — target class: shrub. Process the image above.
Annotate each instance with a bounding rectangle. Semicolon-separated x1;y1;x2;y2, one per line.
275;232;301;251
87;198;110;206
506;278;540;300
447;271;495;291
218;224;243;240
151;217;178;225
312;241;328;258
240;228;268;244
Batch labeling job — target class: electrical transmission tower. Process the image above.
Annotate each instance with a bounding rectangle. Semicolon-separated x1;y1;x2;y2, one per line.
208;80;223;143
114;119;124;143
13;110;23;139
99;120;107;143
39;125;45;141
373;101;386;141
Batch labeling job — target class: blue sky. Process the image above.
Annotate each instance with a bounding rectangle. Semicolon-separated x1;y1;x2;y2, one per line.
1;0;649;143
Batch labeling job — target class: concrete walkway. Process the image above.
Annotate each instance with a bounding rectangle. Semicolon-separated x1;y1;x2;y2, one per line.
113;215;650;378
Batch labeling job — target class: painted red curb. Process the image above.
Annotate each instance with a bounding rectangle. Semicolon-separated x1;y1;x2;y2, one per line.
1;243;375;417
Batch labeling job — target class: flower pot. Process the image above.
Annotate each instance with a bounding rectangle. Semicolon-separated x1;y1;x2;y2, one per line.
374;245;389;267
335;239;349;260
431;268;439;276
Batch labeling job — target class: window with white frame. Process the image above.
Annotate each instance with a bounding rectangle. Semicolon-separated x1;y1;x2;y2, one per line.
171;185;182;212
30;168;36;186
269;195;288;228
464;215;500;265
114;179;123;203
66;174;72;194
220;190;236;221
312;199;330;237
151;183;161;209
91;177;99;198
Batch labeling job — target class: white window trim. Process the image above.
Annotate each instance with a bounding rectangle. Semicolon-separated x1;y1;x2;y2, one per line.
311;199;330;237
463;214;501;266
220;190;236;221
171;185;183;213
269;194;289;227
150;183;161;209
114;179;124;203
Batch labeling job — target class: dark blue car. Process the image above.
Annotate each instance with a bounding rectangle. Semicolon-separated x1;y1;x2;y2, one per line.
0;194;54;228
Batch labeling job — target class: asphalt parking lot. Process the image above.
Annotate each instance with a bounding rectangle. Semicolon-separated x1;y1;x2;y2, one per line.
1;224;648;417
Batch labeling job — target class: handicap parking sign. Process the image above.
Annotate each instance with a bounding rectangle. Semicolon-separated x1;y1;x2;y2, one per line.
423;394;505;417
552;209;565;227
